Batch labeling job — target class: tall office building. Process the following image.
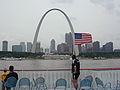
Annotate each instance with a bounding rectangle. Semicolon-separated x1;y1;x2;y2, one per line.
35;42;40;53
12;45;22;52
57;43;69;54
27;42;32;52
65;32;73;54
20;42;26;52
101;42;113;52
85;43;93;52
93;41;100;52
50;39;56;53
65;32;73;44
2;41;8;51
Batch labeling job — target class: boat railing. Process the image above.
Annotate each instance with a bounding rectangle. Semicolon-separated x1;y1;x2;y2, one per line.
0;68;120;89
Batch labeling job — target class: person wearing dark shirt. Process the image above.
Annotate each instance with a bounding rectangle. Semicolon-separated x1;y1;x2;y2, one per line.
72;55;80;90
4;65;18;90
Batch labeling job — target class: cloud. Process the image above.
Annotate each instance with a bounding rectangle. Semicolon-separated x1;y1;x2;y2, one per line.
50;0;74;4
90;0;115;10
90;0;120;16
69;16;77;21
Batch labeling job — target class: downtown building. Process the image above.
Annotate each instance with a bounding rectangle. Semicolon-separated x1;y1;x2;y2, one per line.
85;43;93;52
35;42;40;53
80;41;100;53
45;48;49;54
80;44;93;53
114;49;120;52
57;43;69;54
27;42;32;52
101;42;113;52
65;32;73;54
92;41;100;52
81;45;87;53
12;45;22;52
50;39;56;53
2;40;8;51
20;42;26;52
40;48;44;53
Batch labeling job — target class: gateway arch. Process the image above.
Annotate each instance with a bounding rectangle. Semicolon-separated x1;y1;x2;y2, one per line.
32;8;79;55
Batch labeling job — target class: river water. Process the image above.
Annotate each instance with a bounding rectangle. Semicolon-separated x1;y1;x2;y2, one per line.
1;59;120;70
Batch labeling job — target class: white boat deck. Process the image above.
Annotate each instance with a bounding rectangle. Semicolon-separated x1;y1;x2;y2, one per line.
0;59;120;90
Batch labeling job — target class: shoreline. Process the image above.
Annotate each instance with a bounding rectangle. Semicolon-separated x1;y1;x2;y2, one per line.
1;58;120;61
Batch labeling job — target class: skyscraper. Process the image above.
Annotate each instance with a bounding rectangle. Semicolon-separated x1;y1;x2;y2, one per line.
93;41;100;52
65;32;73;54
35;42;40;53
27;42;32;52
20;42;26;52
2;41;8;51
65;32;73;45
50;39;56;53
102;42;113;52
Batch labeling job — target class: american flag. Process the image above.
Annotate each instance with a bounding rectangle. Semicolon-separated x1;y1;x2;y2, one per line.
74;33;92;45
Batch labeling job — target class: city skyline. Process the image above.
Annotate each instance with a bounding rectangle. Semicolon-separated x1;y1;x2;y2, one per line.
0;32;118;51
0;0;120;50
0;39;115;52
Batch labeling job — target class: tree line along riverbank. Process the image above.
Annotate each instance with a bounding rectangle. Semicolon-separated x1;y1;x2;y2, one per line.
0;51;120;60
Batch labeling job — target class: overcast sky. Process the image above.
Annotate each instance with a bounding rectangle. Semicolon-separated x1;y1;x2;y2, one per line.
0;0;120;51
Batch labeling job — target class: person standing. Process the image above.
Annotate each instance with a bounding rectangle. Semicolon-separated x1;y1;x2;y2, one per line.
0;69;8;90
4;65;18;90
72;55;80;90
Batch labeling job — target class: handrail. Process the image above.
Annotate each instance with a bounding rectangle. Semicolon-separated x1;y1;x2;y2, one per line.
0;67;120;71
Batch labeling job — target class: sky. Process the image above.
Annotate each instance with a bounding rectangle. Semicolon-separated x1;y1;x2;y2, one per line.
0;0;120;51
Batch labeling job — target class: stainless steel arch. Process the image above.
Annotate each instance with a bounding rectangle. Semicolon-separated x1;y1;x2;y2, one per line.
32;8;79;55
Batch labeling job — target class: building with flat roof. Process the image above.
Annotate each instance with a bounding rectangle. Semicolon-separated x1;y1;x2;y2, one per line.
27;42;32;52
12;45;22;52
40;48;43;53
101;42;113;52
35;42;40;53
93;41;100;52
20;42;26;52
50;39;56;53
2;41;8;51
45;48;49;54
57;43;69;54
65;32;73;54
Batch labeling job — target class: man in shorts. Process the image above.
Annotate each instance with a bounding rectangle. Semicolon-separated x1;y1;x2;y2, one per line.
72;55;80;90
